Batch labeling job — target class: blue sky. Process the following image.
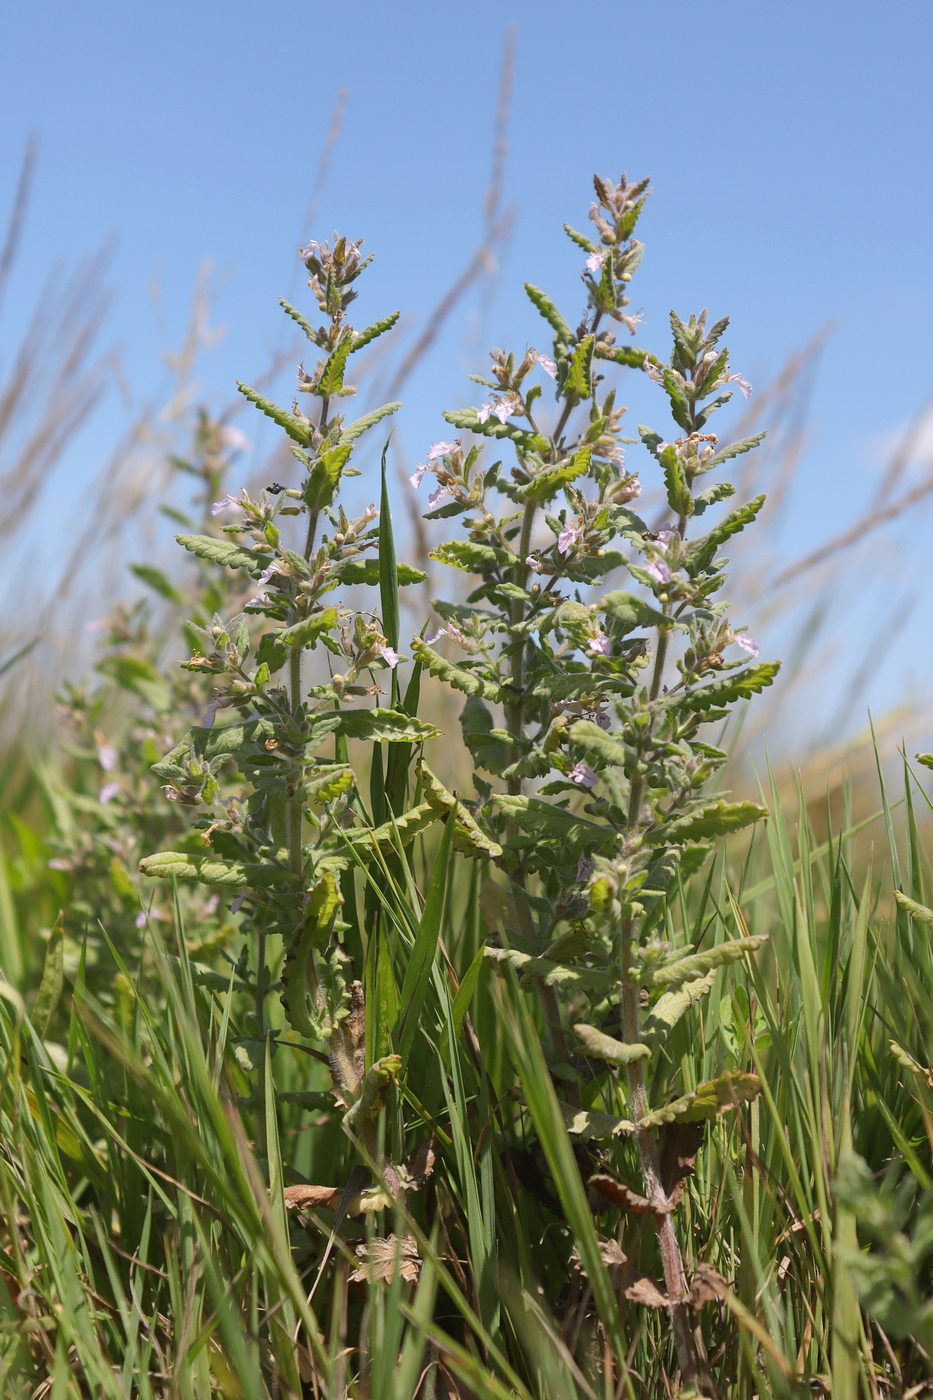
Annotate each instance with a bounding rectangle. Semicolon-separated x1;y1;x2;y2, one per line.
3;0;933;746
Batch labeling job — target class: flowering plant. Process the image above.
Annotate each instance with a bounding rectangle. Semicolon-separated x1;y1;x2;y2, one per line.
410;172;779;1384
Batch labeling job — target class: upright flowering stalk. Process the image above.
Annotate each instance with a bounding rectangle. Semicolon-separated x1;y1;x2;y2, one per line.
411;174;778;1385
139;236;438;1167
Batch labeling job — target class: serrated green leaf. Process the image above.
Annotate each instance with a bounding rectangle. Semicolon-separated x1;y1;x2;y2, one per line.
692;481;736;517
304;767;355;805
460;695;509;775
237;381;312;445
429;540;508;572
563;223;597;253
638;1072;761;1127
419;762;503;858
305;444;352;511
518;445;592;502
646;800;768;845
346;802;439;860
565;334;595;400
646;935;768;990
660;443;692;517
341;401;401;442
697;432;766;476
138;852;282;887
176;534;263;572
410;637;504;702
279;607;338;649
689;494;766;565
318;338;352;396
483;947;615;994
442;406;532;445
350;311;400;352
573;1023;651;1065
335;558;427;587
670;661;780;715
337;708;440;743
524;282;573;347
496;793;612;846
594;344;654;369
600;590;673;633
278;298;323;346
567;719;628;767
644;969;718;1036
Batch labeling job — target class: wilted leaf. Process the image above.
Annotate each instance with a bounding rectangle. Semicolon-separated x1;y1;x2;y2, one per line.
350;1233;421;1285
625;1276;668;1309
688;1262;727;1308
560;1103;635;1140
401;1136;437;1191
590;1174;657;1214
283;1184;343;1211
658;1119;705;1205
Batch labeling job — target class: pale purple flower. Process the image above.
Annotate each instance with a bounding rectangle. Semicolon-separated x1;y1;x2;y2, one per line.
97;742;118;772
211;494;241;517
570;761;598;789
410;463;428;488
525;555;546;574
596;710;611;731
655;529;677;547
731;372;753;401
587;633;612;657
134;911;147;929
221;425;251;454
84;616;110;635
204;894;219;915
533;350;558;379
426;440;457;460
736;634;760;658
427;483;450;510
377;644;399;669
201;698;221;728
585;248;608;273
231;892;246;914
644;358;665;383
576;856;595;882
478;395;520;425
162;785;180;802
426;621;465;646
558;525;582;555
256;561;282;587
646;558;671;585
298;240;320;261
98;782;120;805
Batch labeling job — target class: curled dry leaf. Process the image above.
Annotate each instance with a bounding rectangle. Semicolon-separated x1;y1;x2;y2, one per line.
570;1237;627;1276
658;1118;705;1207
349;1233;421;1285
283;1184;343;1211
624;1275;668;1309
400;1135;437;1191
590;1173;659;1214
687;1261;727;1308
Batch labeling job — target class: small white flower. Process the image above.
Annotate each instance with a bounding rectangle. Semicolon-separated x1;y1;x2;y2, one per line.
525;555;546;574
576;856;595;882
558;525;582;555
84;616;110;635
644;358;665;384
377;644;399;669
478;396;520;425
134;911;147;929
731;372;753;401
646;558;671;584
427;483;450;510
221;425;251;454
586;248;608;273
299;240;319;261
570;761;598;789
162;785;180;802
97;742;118;771
211;494;242;517
410;463;428;488
736;634;760;657
587;633;611;657
98;782;120;805
426;621;465;646
655;529;677;547
426;440;458;460
425;627;446;645
533;350;558;379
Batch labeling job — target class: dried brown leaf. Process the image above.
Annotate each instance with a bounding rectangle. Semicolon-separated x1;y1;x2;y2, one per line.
402;1135;437;1191
688;1261;727;1308
589;1173;658;1214
658;1118;705;1205
283;1184;343;1211
349;1233;421;1285
624;1275;668;1309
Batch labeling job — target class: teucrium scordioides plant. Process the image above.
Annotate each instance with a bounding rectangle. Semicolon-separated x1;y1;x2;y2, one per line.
139;235;438;1168
410;173;779;1384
